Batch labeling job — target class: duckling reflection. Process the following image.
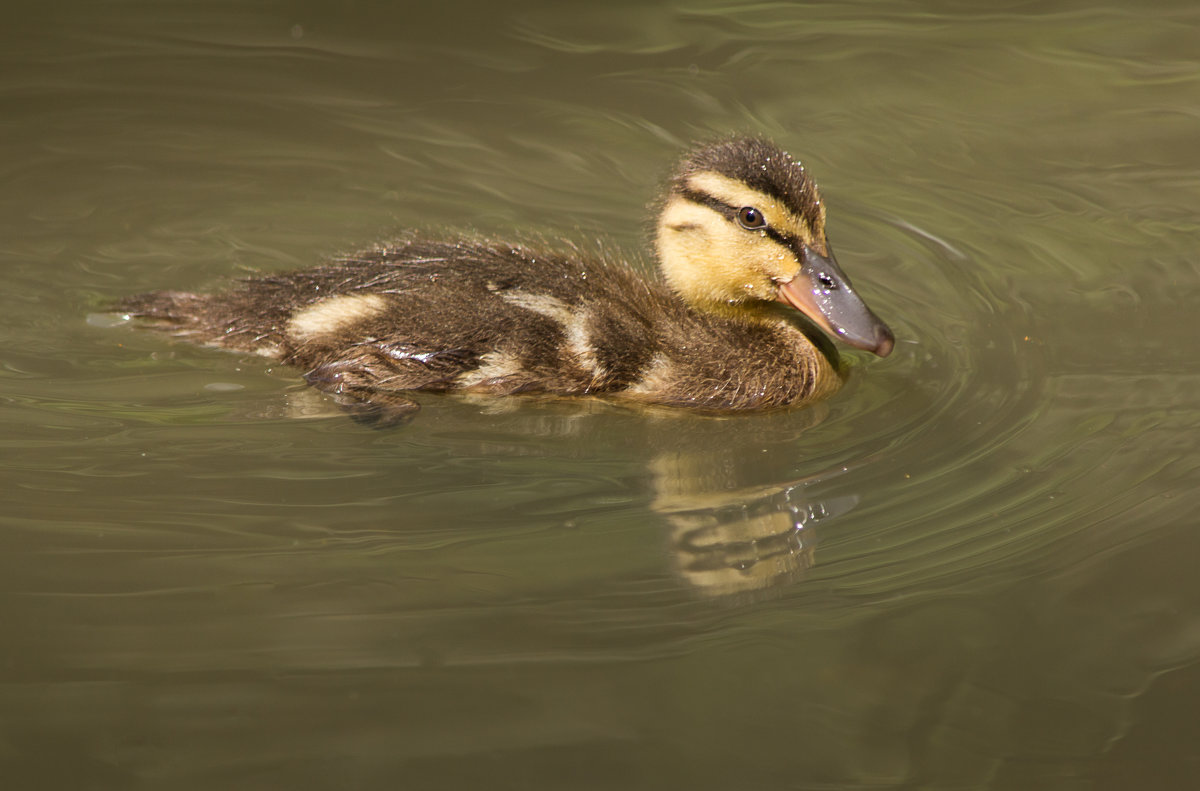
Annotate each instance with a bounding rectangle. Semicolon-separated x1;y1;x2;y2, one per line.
652;452;858;598
641;407;860;598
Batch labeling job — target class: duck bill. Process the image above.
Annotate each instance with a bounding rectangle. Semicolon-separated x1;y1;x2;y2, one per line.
776;248;895;357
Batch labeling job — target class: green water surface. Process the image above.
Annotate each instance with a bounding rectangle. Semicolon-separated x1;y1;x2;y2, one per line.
2;2;1199;788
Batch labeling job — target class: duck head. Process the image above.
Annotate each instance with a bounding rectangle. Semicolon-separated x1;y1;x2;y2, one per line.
655;136;894;357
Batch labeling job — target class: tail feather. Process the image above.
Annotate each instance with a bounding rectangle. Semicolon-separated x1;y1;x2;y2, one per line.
112;290;281;355
113;290;211;328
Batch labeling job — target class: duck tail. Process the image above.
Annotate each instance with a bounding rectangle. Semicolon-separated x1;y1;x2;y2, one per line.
112;290;211;329
112;289;252;349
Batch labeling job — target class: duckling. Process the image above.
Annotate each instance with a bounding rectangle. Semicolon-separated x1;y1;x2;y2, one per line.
115;136;893;425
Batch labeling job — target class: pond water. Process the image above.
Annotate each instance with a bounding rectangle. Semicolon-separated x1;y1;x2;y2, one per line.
3;1;1200;788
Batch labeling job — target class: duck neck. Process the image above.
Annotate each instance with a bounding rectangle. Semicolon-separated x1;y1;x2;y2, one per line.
672;289;840;366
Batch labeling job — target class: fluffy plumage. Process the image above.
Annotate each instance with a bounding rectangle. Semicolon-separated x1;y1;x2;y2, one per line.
115;137;893;425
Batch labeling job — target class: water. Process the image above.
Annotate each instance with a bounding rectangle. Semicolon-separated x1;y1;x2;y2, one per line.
3;1;1200;788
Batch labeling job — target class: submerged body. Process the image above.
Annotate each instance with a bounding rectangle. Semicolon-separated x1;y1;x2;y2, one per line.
116;137;893;424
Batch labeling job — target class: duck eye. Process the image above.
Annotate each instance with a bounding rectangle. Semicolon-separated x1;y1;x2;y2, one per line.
737;206;766;230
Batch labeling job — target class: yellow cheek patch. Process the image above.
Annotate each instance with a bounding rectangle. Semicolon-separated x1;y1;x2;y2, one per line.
657;196;795;305
684;171;826;252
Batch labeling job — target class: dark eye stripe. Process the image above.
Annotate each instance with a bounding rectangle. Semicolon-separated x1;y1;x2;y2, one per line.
678;187;804;254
